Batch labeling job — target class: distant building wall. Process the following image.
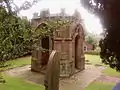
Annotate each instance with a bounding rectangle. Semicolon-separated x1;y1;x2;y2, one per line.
84;42;93;52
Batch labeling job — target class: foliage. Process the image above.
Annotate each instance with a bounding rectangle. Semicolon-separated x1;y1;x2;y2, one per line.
85;47;100;55
85;32;100;50
0;7;32;62
85;32;100;46
32;18;73;52
86;36;94;44
81;0;120;71
0;0;40;14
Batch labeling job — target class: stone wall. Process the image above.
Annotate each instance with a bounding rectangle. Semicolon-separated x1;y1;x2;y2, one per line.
53;38;74;77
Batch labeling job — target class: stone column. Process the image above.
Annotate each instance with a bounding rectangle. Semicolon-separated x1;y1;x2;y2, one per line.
80;36;85;70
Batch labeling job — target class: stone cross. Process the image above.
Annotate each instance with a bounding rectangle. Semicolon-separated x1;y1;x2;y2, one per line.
44;50;60;90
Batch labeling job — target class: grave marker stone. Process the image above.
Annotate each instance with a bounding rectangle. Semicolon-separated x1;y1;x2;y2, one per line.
44;50;60;90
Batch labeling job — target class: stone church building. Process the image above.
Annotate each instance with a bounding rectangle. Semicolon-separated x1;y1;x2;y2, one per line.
31;15;85;77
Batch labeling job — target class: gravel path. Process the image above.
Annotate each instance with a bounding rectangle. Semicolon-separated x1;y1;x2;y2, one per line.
59;65;105;90
4;65;105;90
96;75;120;83
4;65;45;85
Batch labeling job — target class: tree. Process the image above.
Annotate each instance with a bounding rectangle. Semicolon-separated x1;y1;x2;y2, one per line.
0;0;40;14
86;36;94;44
81;0;120;71
0;7;32;61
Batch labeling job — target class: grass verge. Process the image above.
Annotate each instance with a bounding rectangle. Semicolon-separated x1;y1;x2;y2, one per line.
0;73;44;90
0;56;31;71
103;67;120;77
84;81;115;90
85;54;102;65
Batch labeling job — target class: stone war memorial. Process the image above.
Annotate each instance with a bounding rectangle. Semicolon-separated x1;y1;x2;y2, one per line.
31;15;85;78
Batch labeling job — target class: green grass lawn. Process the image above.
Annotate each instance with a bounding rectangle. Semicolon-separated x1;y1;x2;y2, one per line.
85;54;102;65
85;54;120;77
85;54;120;90
0;56;31;71
0;73;44;90
103;67;120;77
84;81;115;90
0;56;44;90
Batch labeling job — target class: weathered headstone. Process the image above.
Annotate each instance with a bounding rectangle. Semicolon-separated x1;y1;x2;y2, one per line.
44;50;60;90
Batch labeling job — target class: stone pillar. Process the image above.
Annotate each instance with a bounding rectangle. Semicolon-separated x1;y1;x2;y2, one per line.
75;35;81;69
80;36;85;70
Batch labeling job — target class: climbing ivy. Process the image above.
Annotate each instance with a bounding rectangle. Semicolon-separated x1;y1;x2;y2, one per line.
32;18;73;52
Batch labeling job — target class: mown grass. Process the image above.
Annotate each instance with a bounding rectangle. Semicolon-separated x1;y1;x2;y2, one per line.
0;73;44;90
0;56;31;71
84;81;115;90
85;54;102;65
85;54;120;77
85;54;120;90
103;67;120;77
0;57;44;90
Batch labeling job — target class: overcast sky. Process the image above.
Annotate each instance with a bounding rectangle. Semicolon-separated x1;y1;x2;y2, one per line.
14;0;103;35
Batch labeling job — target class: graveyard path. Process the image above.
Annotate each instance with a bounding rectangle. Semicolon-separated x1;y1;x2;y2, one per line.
95;75;120;83
4;65;105;90
59;65;105;90
4;65;45;85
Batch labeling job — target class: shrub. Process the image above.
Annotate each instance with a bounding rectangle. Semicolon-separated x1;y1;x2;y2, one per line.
0;7;33;61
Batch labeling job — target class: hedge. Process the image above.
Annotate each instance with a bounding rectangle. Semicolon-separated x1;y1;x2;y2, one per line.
0;7;33;61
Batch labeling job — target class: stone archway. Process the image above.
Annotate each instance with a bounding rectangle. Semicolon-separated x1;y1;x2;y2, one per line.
32;23;52;70
75;34;81;69
73;23;85;70
41;36;50;66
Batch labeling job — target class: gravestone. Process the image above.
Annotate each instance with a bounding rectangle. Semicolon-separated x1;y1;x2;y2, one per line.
44;50;60;90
